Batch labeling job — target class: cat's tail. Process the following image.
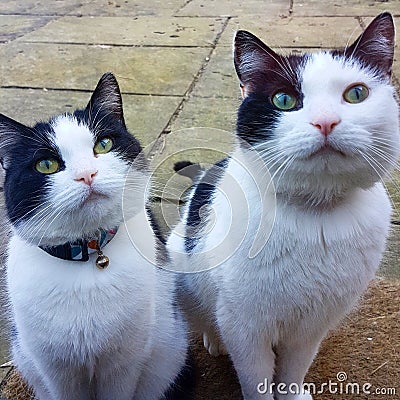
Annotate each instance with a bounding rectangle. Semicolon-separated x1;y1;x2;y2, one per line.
163;350;196;400
173;161;204;183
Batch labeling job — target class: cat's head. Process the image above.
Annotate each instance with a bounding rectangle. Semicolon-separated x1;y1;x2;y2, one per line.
234;13;399;207
0;73;148;246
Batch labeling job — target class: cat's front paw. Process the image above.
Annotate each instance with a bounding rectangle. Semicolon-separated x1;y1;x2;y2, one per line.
203;332;227;357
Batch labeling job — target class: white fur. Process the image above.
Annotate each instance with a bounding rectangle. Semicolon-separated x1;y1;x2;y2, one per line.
167;51;399;400
6;116;187;400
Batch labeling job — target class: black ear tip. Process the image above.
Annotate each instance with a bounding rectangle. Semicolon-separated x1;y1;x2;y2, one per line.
235;30;249;38
376;11;393;21
235;30;255;43
99;72;118;85
372;12;394;29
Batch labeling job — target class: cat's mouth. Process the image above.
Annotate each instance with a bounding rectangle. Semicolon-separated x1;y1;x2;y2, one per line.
81;188;109;204
309;144;346;158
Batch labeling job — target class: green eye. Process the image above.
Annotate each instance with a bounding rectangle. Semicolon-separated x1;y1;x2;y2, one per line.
272;92;297;111
35;159;60;174
94;137;113;154
343;84;369;104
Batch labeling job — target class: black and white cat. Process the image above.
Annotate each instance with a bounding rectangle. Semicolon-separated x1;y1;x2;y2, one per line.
0;73;190;400
167;13;399;400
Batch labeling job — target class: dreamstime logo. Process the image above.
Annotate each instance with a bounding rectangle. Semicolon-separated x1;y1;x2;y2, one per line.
122;128;277;272
257;372;397;396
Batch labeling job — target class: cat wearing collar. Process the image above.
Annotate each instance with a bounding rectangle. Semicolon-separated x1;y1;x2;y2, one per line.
1;73;191;400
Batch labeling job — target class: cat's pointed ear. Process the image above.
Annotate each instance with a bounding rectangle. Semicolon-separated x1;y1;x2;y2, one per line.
345;12;395;78
0;114;26;169
87;72;125;124
234;30;280;97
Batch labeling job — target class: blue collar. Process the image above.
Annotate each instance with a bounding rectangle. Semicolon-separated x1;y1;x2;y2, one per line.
39;228;117;265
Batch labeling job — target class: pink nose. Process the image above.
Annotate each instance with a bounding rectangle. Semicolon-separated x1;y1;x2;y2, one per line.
311;118;341;136
74;170;98;185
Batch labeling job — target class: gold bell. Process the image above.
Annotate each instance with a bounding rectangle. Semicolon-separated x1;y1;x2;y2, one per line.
96;250;109;269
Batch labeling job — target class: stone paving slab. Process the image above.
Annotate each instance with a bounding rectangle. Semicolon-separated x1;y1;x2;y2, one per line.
20;16;227;47
170;96;239;132
292;0;400;17
0;0;82;16
219;16;364;48
380;225;400;279
190;46;239;99
159;98;238;199
386;169;400;221
150;128;235;200
0;43;209;96
0;88;181;148
70;0;187;17
176;0;290;17
0;15;51;43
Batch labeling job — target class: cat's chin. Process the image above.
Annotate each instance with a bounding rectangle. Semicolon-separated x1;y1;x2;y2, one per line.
23;222;123;248
14;205;125;247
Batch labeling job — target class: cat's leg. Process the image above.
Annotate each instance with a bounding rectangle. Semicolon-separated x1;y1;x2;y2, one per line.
38;361;92;400
12;344;50;400
134;329;189;400
179;273;226;357
273;334;324;400
22;362;91;400
12;343;84;400
95;358;141;400
216;307;275;400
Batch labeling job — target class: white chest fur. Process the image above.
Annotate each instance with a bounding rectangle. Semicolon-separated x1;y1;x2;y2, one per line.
6;211;188;400
7;217;156;363
220;159;389;311
171;152;392;342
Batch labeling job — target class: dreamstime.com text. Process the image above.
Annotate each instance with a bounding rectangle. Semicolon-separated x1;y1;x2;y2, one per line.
257;372;396;396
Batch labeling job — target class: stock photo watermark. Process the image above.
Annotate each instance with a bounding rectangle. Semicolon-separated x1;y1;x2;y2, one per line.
123;128;277;272
257;372;397;397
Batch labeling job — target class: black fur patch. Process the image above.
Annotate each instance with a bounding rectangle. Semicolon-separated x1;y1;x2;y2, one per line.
72;107;143;167
331;12;395;79
73;74;143;167
163;351;196;400
184;158;228;253
236;94;282;146
173;161;204;182
2;120;62;225
234;31;308;146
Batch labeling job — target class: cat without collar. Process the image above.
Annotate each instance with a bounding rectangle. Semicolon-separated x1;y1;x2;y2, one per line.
0;73;191;400
168;13;399;400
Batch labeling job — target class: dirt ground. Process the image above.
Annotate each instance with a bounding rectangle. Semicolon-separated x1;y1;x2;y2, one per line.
191;278;400;400
1;278;399;400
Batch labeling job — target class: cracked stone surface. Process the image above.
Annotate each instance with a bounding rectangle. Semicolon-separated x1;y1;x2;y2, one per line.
70;0;188;17
219;16;364;47
292;0;400;17
0;88;181;147
20;16;227;47
176;0;291;17
0;0;82;15
0;15;51;43
0;43;210;95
